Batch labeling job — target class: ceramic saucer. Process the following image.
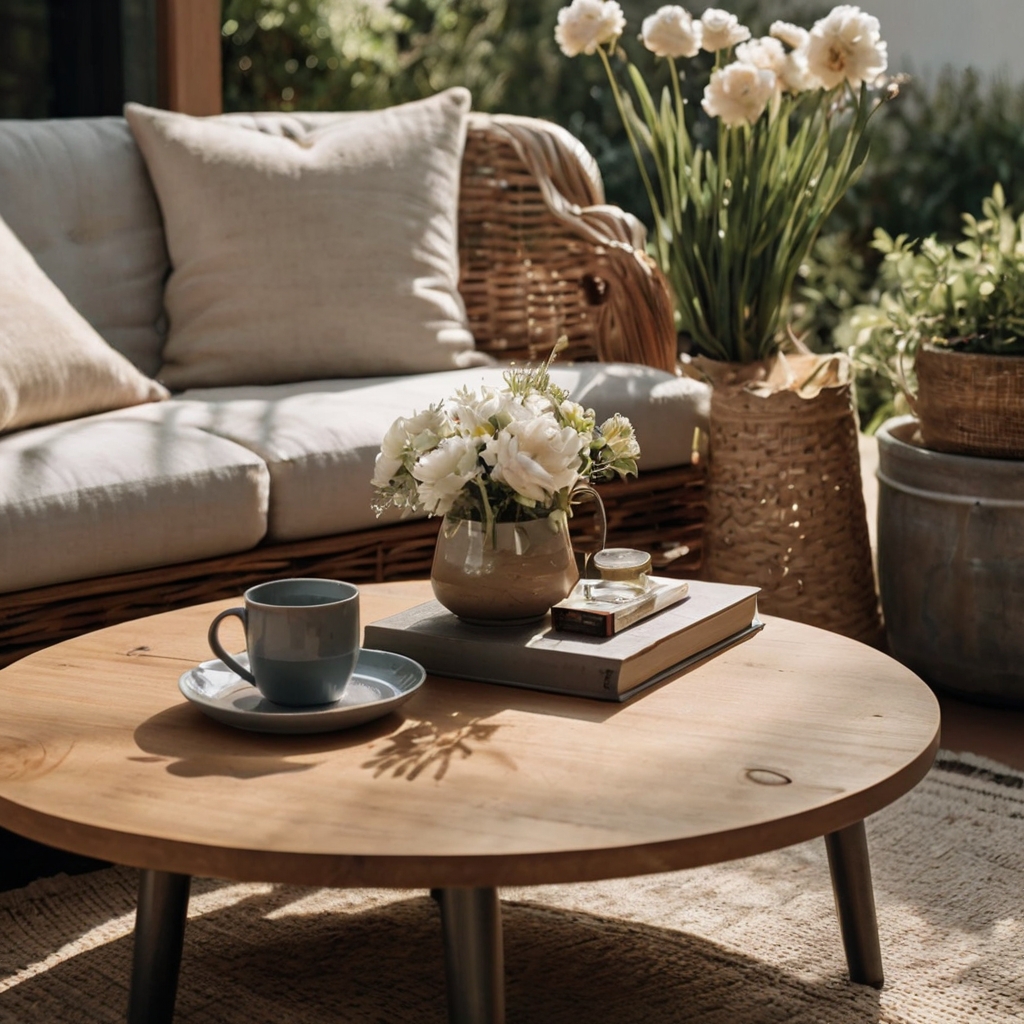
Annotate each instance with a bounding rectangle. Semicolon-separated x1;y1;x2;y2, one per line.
178;648;425;734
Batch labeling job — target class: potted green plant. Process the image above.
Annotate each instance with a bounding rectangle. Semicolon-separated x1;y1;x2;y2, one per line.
553;1;894;642
847;184;1024;704
851;183;1024;458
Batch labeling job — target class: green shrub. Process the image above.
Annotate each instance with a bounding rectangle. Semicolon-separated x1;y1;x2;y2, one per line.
832;185;1024;431
221;1;826;218
837;68;1024;247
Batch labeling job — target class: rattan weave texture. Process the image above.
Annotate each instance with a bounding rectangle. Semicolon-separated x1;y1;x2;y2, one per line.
914;345;1024;458
702;370;880;645
459;114;677;372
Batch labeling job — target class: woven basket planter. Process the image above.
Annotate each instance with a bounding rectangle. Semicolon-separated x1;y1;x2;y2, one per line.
914;344;1024;459
698;353;882;645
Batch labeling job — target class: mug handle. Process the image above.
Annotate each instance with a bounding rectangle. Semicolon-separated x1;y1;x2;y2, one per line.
208;607;255;684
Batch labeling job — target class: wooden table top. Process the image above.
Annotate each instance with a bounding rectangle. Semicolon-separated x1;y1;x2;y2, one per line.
0;580;939;888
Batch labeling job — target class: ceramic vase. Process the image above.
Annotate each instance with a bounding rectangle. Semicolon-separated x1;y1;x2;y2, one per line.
430;514;579;625
877;415;1024;707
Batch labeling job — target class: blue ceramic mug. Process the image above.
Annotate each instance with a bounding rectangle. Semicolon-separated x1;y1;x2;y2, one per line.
208;578;360;707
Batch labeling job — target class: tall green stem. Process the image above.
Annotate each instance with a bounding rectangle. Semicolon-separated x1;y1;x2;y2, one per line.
588;39;886;363
598;46;664;230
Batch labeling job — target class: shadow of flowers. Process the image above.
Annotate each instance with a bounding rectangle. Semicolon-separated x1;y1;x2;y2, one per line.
361;713;501;781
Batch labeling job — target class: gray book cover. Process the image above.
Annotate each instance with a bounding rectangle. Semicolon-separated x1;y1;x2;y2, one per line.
363;580;761;701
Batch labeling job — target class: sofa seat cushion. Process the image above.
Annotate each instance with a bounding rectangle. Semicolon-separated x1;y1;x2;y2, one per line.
149;364;708;543
0;413;270;594
0;118;169;377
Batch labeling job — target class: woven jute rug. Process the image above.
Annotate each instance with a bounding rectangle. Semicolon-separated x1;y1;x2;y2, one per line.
1;751;1021;1023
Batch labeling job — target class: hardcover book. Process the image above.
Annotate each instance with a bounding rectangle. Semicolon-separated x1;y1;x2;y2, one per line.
363;580;762;702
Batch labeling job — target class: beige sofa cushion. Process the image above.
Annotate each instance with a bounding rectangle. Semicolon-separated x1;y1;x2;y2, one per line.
125;90;484;390
0;411;270;594
0;214;168;436
140;365;708;542
0;117;169;377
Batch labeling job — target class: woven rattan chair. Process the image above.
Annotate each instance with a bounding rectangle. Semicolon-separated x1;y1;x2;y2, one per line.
0;113;705;668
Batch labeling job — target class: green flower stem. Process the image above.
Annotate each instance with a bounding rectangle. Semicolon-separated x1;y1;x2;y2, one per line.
474;476;496;546
598;45;665;243
590;40;891;363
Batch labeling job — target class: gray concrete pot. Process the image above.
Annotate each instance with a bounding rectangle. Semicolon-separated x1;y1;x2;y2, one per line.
877;415;1024;707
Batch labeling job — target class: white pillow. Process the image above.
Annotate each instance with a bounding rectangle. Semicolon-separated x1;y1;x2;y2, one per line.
125;90;487;389
0;214;167;435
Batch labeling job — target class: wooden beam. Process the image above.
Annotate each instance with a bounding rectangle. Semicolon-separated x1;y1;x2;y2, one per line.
157;0;222;114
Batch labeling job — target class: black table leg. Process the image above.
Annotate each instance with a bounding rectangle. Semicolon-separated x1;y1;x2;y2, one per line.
436;886;505;1024
127;869;191;1024
825;820;884;988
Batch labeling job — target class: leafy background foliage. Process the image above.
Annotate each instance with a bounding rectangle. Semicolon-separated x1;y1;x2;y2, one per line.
223;0;1024;424
221;0;824;216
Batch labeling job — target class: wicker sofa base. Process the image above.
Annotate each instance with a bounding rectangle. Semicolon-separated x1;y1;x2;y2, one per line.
0;464;704;668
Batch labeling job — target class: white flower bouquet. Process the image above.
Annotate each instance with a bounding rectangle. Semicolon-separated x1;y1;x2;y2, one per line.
555;1;895;364
371;343;640;536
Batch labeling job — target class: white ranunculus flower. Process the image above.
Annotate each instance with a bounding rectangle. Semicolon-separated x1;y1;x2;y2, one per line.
483;413;583;504
702;61;776;126
555;0;626;57
806;4;887;90
641;5;702;59
599;414;640;461
378;419;410;464
559;399;595;435
740;34;819;93
449;385;510;438
699;8;750;52
379;404;452;463
735;36;785;75
769;20;809;51
370;452;404;490
779;47;820;93
411;435;482;517
522;390;559;418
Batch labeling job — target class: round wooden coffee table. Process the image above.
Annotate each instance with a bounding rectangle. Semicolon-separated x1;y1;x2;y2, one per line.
0;580;939;1024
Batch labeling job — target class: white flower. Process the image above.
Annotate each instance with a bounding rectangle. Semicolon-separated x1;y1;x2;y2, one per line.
599;414;640;461
372;404;453;489
519;390;558;419
379;404;451;462
373;352;640;521
482;413;583;504
702;61;776;126
559;399;595;435
806;5;887;90
743;33;820;94
370;451;404;490
735;36;785;74
641;6;702;59
449;385;510;437
699;8;750;52
411;435;482;517
779;48;819;93
769;20;809;51
555;0;626;57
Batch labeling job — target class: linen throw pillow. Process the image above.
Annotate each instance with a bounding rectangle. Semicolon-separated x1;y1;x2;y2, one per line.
125;90;485;389
0;214;167;435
